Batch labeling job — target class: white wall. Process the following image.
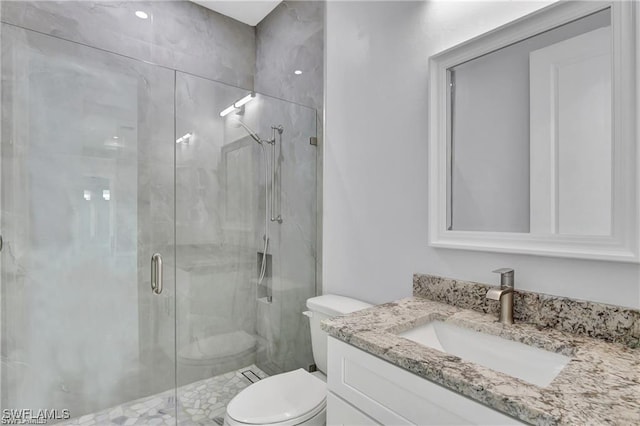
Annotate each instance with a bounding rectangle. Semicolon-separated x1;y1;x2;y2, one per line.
323;0;640;309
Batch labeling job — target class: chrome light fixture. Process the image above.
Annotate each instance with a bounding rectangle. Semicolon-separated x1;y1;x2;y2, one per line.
176;132;192;144
220;92;255;117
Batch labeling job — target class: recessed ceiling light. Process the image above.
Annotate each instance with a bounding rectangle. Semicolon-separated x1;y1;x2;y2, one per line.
135;11;148;19
113;136;119;139
294;70;303;75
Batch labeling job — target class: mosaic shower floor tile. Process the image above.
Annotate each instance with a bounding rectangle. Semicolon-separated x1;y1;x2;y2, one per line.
59;365;268;425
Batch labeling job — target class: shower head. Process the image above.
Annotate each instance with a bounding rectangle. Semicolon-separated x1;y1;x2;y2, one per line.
228;117;263;144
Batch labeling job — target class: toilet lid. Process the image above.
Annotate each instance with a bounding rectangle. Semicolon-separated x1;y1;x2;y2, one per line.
226;369;326;424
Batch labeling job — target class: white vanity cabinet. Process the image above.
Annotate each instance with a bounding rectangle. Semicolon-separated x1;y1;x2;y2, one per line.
326;337;525;425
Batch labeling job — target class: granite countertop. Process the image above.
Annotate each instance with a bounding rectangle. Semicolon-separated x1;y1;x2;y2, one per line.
322;296;640;425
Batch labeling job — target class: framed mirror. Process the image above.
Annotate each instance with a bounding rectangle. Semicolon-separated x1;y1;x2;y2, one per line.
428;1;639;262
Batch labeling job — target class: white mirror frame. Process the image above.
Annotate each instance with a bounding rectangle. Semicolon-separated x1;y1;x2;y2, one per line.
428;1;639;262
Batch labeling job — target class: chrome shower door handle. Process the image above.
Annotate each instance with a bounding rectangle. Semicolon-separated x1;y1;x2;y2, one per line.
151;253;163;295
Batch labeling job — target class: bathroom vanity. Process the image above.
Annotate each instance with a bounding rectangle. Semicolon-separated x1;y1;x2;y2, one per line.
323;274;640;425
326;337;524;425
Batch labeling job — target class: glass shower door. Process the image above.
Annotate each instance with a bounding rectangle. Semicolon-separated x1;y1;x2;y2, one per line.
174;72;317;422
0;24;177;421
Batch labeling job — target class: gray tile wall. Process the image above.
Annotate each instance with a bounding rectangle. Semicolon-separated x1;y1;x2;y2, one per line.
0;1;256;89
255;0;324;111
255;0;325;297
250;96;317;375
253;1;324;373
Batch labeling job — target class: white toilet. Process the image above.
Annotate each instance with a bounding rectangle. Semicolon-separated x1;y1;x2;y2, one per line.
224;295;372;426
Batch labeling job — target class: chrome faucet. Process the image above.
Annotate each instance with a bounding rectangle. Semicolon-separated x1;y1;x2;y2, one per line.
486;268;514;324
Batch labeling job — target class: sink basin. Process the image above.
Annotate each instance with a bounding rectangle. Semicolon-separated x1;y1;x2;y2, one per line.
398;321;571;387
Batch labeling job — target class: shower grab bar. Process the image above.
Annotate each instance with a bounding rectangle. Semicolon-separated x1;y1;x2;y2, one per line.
151;253;163;295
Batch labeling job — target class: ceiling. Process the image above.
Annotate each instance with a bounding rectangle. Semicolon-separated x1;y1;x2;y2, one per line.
191;1;282;26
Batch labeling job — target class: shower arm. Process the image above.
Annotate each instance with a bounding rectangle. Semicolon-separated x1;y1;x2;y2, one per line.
270;125;284;224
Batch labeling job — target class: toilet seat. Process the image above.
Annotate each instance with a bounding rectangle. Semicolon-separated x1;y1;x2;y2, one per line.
225;369;326;425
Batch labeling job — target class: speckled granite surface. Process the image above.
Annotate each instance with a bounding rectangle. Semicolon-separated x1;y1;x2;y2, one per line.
414;273;640;348
322;296;640;425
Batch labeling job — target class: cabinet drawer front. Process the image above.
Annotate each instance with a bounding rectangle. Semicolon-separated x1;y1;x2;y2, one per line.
328;337;523;426
327;392;380;426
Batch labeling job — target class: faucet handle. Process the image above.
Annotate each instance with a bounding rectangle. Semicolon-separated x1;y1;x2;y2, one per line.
492;268;514;287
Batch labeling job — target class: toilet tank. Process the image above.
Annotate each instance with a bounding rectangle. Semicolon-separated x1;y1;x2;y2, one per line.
304;295;372;374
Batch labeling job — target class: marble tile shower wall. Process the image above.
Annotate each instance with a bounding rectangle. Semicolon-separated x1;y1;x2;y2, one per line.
0;1;256;89
251;97;317;375
254;0;325;373
255;0;325;111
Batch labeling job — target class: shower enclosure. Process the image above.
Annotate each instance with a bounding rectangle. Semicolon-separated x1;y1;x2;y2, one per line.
0;9;317;424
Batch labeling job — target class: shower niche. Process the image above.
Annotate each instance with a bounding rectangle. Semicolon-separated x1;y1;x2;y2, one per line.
256;251;272;302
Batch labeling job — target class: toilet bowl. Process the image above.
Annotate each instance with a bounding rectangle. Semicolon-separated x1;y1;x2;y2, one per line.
225;369;327;426
224;295;372;426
